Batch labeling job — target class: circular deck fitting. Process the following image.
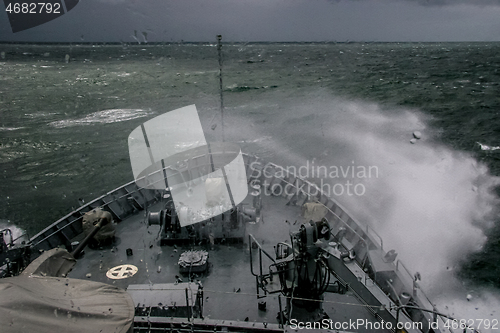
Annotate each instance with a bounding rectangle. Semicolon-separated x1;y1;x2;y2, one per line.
178;250;209;273
180;251;201;264
179;250;208;266
106;264;138;279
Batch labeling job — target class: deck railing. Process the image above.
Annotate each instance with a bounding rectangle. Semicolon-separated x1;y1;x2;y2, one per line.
27;151;472;332
241;154;464;333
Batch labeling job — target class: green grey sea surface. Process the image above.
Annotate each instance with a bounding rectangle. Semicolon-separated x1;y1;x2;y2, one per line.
1;42;499;291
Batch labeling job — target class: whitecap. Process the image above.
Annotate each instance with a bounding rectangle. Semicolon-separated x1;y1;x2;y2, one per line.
49;108;155;128
0;220;27;242
477;142;500;151
0;126;24;131
236;136;272;144
24;112;58;118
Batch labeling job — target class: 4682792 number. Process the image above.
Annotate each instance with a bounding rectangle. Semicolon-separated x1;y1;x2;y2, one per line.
5;2;61;14
444;318;499;331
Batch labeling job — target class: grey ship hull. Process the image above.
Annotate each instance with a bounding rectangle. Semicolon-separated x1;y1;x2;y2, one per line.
23;154;447;333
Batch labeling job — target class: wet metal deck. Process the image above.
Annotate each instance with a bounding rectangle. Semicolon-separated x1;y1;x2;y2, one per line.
67;193;391;332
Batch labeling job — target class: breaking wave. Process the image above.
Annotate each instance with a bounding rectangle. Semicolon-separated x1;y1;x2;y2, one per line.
0;127;25;131
49;108;155;128
216;91;500;331
477;142;500;151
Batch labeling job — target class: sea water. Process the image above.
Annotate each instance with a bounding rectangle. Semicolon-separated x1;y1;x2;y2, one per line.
1;42;499;329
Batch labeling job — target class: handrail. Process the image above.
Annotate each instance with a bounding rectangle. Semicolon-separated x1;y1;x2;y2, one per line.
31;152;225;250
30;152;450;333
257;162;372;258
31;215;84;249
395;252;453;331
1;228;29;248
324;261;396;332
396;259;434;312
262;164;370;244
243;155;452;331
248;234;280;298
396;260;415;284
31;179;162;248
248;234;276;266
366;224;384;251
0;229;14;246
386;280;402;305
11;233;29;245
248;157;388;256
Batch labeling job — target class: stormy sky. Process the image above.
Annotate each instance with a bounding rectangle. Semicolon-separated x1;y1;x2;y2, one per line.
1;0;499;42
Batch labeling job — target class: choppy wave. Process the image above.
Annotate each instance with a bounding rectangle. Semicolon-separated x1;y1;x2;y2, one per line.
477;142;500;151
0;220;27;242
2;43;500;331
24;112;58;118
227;93;500;330
0;127;25;131
49;108;155;128
225;84;278;92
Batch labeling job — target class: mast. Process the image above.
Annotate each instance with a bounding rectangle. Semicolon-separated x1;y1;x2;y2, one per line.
217;35;224;142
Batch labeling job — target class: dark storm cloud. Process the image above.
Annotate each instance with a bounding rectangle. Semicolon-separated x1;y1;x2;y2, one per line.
406;0;500;6
1;0;499;42
327;0;500;5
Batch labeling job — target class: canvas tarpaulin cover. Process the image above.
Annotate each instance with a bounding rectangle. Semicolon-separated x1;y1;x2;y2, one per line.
0;274;134;333
21;247;76;278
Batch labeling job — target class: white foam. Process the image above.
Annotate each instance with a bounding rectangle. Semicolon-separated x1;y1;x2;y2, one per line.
219;92;500;330
0;220;27;242
49;108;155;128
0;127;24;131
477;142;500;151
24;112;58;118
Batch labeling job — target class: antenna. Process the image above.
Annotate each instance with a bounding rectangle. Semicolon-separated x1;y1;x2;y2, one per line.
217;35;224;142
